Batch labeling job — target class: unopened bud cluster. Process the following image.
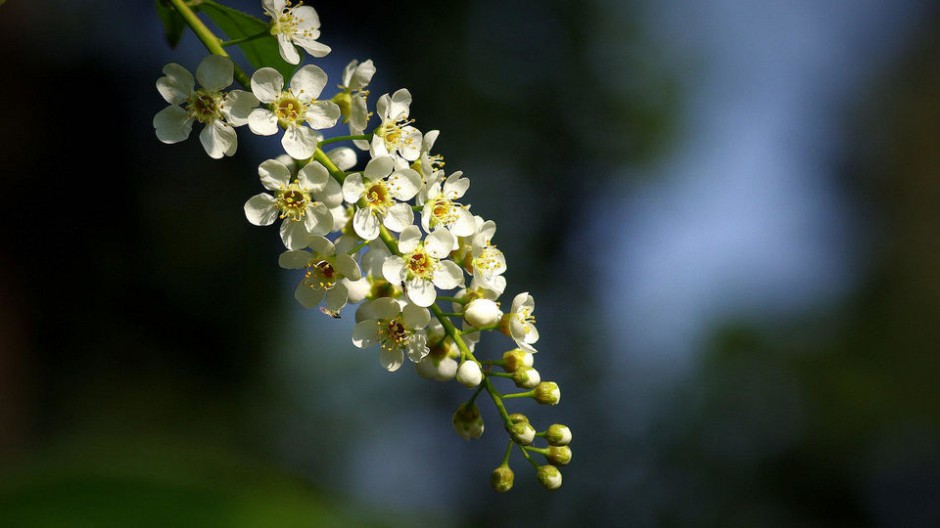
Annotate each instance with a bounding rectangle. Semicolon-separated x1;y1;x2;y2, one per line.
154;0;572;490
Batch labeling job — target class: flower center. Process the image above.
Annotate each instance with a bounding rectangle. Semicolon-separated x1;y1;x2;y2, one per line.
429;198;459;228
304;259;337;290
472;246;504;275
365;181;393;212
404;246;438;281
378;120;416;151
274;93;307;125
276;184;310;222
186;89;221;124
379;317;408;350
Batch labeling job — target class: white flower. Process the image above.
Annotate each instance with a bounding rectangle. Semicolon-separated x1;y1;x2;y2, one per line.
371;89;422;162
278;236;362;313
352;297;431;371
504;292;539;353
413;130;445;189
248;66;340;159
382;226;465;307
342;156;422;240
153;55;258;159
335;59;376;141
243;158;337;249
470;219;507;289
421;171;475;245
263;0;331;64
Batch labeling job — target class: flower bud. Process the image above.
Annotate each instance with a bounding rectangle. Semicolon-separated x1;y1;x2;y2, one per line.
456;360;483;388
546;446;572;466
502;349;534;373
508;421;536;445
536;465;563;490
512;366;541;389
508;413;528;424
463;298;502;328
490;466;514;492
533;381;561;405
434;356;458;381
452;403;484;440
545;424;572;446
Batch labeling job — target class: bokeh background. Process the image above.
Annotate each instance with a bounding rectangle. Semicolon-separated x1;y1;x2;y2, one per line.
2;0;940;526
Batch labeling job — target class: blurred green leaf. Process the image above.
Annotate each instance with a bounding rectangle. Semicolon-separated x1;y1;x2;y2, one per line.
155;0;187;49
199;0;297;81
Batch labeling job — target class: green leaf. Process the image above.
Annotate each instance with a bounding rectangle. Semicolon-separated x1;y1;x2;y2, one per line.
198;0;297;81
155;0;187;49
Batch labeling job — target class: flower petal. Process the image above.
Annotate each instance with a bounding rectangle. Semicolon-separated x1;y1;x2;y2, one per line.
250;67;285;103
153;105;192;144
382;256;405;284
334;254;361;280
222;90;259;127
298;162;329;191
306;101;341;129
258;159;291;190
278;249;311;269
294;281;326;308
405;277;437;307
276;33;301;65
304;202;333;236
308;236;334;257
327;147;357;171
281;125;319;159
387;169;422;200
432;260;464;290
290;64;328;100
352;208;380;241
397;226;422;253
342;173;364;204
196;55;233;91
248;108;279;136
199;120;236;159
364;156;395;181
402;303;431;329
156;63;194;105
379;347;403;372
244;194;278;226
352;320;380;348
280;220;311;250
383;203;414;233
425;229;455;259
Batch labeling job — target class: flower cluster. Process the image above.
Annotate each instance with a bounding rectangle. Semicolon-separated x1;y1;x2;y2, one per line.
154;0;571;491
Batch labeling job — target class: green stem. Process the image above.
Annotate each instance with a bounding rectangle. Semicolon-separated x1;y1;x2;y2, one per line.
499;440;514;467
437;311;463;318
319;134;372;147
518;444;541;470
502;390;535;400
166;0;252;89
437;295;467;304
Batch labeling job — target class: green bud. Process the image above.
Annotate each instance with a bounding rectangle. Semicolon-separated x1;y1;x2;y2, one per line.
545;424;572;446
533;381;561;405
546;446;572;466
502;349;534;373
511;366;541;389
536;465;563;491
490;466;514;492
452;403;484;440
508;421;535;445
508;413;528;424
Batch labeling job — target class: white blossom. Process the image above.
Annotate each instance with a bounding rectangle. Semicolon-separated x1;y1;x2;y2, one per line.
382;226;465;307
342;156;422;240
371;89;422;162
263;0;331;64
278;236;362;313
505;292;539;353
352;297;431;371
248;65;340;159
154;55;258;159
244;158;337;249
